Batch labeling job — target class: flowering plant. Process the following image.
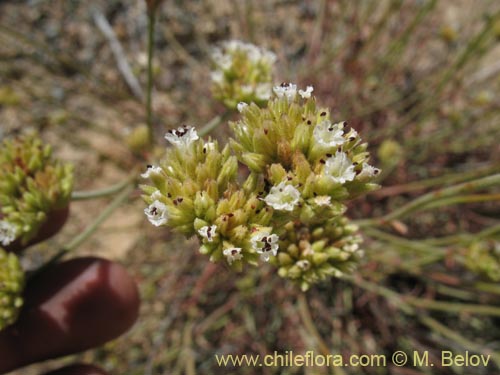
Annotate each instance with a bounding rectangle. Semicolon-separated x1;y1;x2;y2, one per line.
142;83;380;290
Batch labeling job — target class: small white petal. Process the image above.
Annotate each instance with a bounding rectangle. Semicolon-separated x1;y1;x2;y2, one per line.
296;260;311;270
313;195;331;207
273;83;297;100
144;200;168;227
324;152;356;184
313;120;345;148
151;190;163;200
198;225;217;242
357;162;380;180
255;83;272;101
141;165;163;179
263;182;301;211
223;247;243;265
165;125;199;147
204;142;216;152
343;243;359;253
298;85;314;99
0;221;17;246
237;102;248;113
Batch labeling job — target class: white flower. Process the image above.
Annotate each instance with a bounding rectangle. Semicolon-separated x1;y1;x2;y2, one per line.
144;200;168;227
357;162;380;180
273;83;297;100
237;102;248;113
141;165;163;179
255;83;272;101
313;120;345;148
198;225;217;242
210;71;224;84
263;181;301;211
343;243;359;253
165;125;199;147
223;247;243;265
298;85;314;99
313;195;331;207
0;221;17;246
251;231;279;262
324;152;356;184
296;260;311;270
151;190;163;200
211;48;232;70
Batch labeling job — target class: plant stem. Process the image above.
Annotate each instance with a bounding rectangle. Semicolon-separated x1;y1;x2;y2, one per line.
28;184;135;280
374;164;500;198
419;315;500;368
71;175;135;200
146;10;156;145
348;275;500;317
355;174;500;227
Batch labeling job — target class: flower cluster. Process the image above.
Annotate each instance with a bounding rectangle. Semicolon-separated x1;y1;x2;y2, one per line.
230;82;380;225
210;40;276;110
271;217;363;291
0;247;24;331
141;84;380;288
0;133;74;248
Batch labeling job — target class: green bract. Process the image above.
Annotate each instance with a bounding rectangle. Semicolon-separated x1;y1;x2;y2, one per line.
0;247;24;331
142;83;380;288
210;40;276;109
0;133;74;247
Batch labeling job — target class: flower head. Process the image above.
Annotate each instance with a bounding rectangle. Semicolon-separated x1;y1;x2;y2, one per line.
0;221;17;246
210;40;276;109
0;133;73;247
165;126;199;147
313;120;346;148
144;200;169;227
263;181;300;211
198;225;217;242
223;247;243;265
324;152;356;184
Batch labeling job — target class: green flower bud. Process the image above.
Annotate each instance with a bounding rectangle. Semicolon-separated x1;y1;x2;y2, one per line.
0;247;25;331
464;240;500;282
125;124;150;153
0;133;73;248
270;217;363;290
210;41;276;109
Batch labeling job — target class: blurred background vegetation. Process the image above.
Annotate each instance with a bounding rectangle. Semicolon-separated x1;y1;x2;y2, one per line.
1;0;499;374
